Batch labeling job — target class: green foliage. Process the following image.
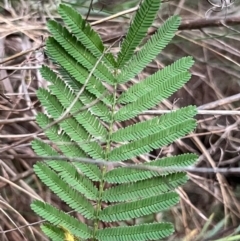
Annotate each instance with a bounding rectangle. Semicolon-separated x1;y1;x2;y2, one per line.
96;222;174;241
117;15;182;83
31;201;91;239
31;1;198;240
116;0;162;68
104;153;197;184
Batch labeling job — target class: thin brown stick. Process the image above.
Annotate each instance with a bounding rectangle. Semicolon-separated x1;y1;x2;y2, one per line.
179;17;240;30
2;154;240;174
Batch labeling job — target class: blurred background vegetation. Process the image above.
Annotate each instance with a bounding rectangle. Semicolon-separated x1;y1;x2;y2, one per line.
1;0;240;240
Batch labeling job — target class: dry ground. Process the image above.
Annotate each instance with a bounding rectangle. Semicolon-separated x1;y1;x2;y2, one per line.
1;0;240;240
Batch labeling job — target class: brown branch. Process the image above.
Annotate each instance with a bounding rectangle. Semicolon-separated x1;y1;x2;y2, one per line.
178;17;240;30
147;17;240;36
103;17;240;43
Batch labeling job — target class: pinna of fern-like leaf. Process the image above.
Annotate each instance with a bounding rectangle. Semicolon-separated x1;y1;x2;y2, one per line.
116;0;161;68
36;89;90;142
41;65;108;141
109;119;196;161
57;68;112;123
36;89;104;160
102;172;187;202
47;20;116;85
115;71;192;122
99;192;179;222
32;139;99;201
31;201;91;239
41;224;67;241
58;4;116;68
118;56;194;104
48;160;99;201
34;113;102;181
112;106;197;142
45;37;113;106
52;67;111;123
34;114;86;160
105;153;198;183
34;162;95;220
96;222;174;241
117;15;181;83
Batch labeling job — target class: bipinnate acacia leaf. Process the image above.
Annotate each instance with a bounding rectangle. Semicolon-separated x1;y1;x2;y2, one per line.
31;1;197;241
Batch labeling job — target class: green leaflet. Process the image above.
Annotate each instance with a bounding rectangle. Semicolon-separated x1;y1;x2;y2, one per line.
58;68;112;123
118;56;194;104
47;20;116;84
58;4;116;68
96;222;174;241
41;224;65;241
32;140;99;201
37;88;104;160
117;0;161;67
104;153;197;183
41;66;108;140
99;192;179;222
45;37;113;106
102;172;187;202
115;71;192;122
35;113;101;181
31;201;91;239
109;119;196;161
112;106;197;142
47;160;99;201
117;15;181;83
34;162;95;220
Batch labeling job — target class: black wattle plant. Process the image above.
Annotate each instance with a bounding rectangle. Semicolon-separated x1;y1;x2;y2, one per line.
31;1;198;240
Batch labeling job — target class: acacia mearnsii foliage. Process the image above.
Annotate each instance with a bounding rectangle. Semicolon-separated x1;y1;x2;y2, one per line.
31;1;197;240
